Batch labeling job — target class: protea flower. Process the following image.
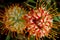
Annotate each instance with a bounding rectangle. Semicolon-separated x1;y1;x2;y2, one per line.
23;7;53;38
3;4;26;33
0;0;60;40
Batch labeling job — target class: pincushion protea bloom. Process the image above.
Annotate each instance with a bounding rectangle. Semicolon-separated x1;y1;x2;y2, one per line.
3;4;26;33
23;7;53;38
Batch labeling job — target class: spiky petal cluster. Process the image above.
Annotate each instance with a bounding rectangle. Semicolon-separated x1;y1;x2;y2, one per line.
4;4;25;33
24;7;53;38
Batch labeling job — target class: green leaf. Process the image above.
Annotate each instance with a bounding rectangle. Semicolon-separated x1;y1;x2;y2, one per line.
53;16;60;22
0;22;3;27
58;16;60;20
51;0;55;2
23;2;35;8
30;36;35;40
27;0;35;3
5;35;10;40
0;22;2;25
5;32;10;40
0;4;5;8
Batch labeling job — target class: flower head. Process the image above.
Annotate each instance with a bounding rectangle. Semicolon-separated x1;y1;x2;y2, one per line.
4;4;26;33
24;7;53;38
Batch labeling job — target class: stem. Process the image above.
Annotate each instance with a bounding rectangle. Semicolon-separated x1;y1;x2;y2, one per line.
51;13;60;18
36;0;39;9
23;2;34;10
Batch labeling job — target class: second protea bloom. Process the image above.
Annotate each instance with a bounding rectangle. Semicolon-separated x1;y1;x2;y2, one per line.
23;7;53;38
3;4;26;33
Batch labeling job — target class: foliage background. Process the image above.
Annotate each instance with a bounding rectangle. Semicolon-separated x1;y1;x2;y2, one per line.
0;0;60;40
